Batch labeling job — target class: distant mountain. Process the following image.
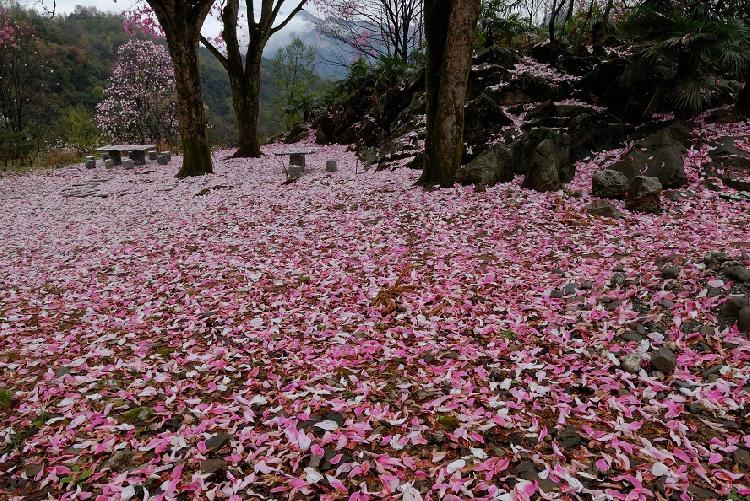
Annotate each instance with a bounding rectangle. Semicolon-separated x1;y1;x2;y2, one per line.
266;11;351;80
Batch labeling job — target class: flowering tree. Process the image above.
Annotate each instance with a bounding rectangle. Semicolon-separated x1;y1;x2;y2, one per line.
314;0;423;64
96;39;179;146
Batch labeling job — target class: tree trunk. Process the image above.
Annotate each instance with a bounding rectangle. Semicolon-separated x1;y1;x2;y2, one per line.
229;67;261;158
419;0;479;188
165;30;213;177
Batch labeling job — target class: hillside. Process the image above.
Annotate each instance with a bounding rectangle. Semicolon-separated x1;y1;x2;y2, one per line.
1;5;329;148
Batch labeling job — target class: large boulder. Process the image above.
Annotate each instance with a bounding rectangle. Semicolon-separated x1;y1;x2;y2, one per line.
579;58;673;122
625;176;663;213
530;41;568;65
709;136;750;192
468;64;512;99
492;73;559;105
512;128;572;180
474;45;521;67
610;122;690;188
463;94;512;156
567;112;631;160
592;169;630;199
521;135;574;192
456;144;514;187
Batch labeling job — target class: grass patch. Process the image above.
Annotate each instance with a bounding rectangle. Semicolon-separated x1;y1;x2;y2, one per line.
0;389;12;411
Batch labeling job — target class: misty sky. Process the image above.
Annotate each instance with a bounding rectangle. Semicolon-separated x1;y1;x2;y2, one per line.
48;0;315;54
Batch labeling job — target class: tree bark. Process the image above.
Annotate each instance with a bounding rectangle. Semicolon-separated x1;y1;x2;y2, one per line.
419;0;480;188
148;1;214;177
225;49;262;157
168;32;214;177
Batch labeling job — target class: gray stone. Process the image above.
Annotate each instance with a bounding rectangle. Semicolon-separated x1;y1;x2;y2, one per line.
122;159;135;170
104;448;133;471
85;155;95;162
661;265;680;279
129;150;146;166
651;346;676;375
724;264;750;283
611;124;688;188
457;144;514;187
621;353;644;374
562;283;577;296
290;153;305;169
687;485;718;500
622;331;644;342
157;155;169;166
585;199;623;218
206;432;232;451
288;165;303;179
723;295;749;318
557;425;583;449
625;176;662;213
592;169;629;199
23;463;44;478
514;460;539;480
105;159;115;169
200;458;227;475
308;454;324;469
611;272;626;287
738;307;750;334
522;138;569;192
148;150;158;161
325;160;337;172
85;160;96;169
733;447;750;467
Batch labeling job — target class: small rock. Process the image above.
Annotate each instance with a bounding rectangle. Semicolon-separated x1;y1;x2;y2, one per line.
23;463;43;478
733;448;750;467
585;199;624;218
625;176;662;213
723;295;749;319
724;264;750;283
698;325;716;336
738;307;750;333
651;346;677;375
104;448;133;471
611;272;626;287
658;299;674;309
200;458;227;475
687;485;718;500
514;460;539;480
557;425;583;449
621;353;644;374
701;365;722;378
622;331;643;342
563;283;577;296
661;265;680;279
592;169;630;199
206;432;232;451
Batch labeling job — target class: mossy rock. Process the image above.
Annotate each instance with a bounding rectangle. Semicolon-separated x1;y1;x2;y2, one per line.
437;414;460;432
119;406;154;425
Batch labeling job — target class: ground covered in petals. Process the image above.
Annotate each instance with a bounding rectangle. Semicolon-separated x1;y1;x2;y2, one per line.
1;139;749;500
